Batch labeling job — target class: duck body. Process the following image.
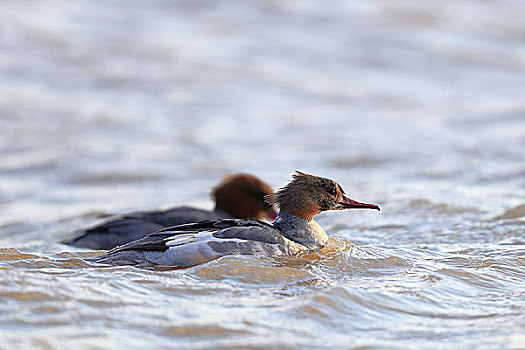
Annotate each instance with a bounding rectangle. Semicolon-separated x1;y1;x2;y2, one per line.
64;174;276;250
93;218;311;267
65;206;225;250
92;172;379;267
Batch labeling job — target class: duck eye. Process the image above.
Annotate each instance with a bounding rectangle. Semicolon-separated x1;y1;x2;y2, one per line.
328;187;337;196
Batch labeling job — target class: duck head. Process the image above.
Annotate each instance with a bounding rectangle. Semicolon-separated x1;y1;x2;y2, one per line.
266;171;379;221
212;174;277;220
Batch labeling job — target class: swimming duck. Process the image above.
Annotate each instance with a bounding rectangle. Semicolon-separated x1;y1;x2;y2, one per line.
93;171;379;267
65;174;277;250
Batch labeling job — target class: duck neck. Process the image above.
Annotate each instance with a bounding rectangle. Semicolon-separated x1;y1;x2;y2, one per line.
272;210;328;250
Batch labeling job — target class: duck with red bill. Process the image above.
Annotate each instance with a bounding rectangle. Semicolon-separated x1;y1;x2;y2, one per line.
92;171;381;268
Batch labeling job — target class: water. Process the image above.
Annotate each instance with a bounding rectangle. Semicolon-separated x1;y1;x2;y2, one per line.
1;0;524;348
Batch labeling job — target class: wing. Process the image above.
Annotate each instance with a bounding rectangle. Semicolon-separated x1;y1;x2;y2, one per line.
107;219;284;254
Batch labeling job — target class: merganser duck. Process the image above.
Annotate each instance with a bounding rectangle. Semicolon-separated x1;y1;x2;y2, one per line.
92;172;379;267
65;174;277;250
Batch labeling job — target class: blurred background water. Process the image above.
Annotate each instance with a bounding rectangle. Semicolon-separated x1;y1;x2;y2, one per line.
0;0;524;349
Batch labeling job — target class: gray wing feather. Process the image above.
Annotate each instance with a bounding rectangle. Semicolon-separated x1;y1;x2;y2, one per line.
106;219;280;254
92;219;287;266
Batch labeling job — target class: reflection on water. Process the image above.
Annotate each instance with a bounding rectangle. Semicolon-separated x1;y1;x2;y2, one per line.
1;0;524;349
1;237;524;348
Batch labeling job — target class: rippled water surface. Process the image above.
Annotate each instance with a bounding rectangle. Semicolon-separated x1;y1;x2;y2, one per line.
1;1;524;349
